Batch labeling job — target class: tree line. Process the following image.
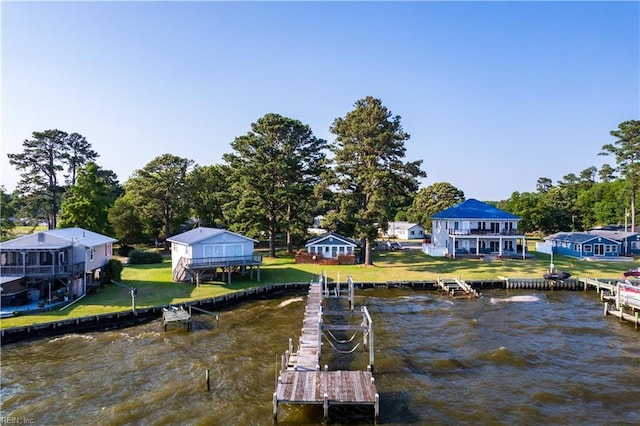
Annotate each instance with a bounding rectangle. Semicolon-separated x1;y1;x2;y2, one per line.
2;97;638;265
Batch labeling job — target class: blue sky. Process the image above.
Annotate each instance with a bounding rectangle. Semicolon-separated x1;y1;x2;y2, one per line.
2;1;639;201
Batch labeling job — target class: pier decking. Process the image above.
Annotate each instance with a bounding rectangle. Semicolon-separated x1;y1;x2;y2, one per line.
577;278;640;330
162;306;191;331
437;277;479;298
273;277;379;423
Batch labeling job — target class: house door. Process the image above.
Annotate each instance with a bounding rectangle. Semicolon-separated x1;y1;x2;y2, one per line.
594;244;605;256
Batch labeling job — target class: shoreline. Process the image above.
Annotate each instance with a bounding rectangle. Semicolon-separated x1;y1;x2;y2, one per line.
0;278;614;345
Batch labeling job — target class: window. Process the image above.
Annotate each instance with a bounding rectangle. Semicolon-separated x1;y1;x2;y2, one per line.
40;252;53;265
89;249;95;261
26;252;37;265
584;244;592;253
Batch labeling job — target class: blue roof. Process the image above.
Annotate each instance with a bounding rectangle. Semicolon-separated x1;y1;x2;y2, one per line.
545;232;619;245
430;199;520;220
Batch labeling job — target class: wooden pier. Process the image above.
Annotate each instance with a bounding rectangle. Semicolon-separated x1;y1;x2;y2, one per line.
273;276;379;423
581;277;616;295
437;277;479;298
600;280;640;330
162;305;191;331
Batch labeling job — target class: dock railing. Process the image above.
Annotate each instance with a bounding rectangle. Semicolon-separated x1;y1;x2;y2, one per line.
362;305;374;372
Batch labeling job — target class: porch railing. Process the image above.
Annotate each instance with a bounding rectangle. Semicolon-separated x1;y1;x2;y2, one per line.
0;262;85;277
183;254;263;268
448;229;523;236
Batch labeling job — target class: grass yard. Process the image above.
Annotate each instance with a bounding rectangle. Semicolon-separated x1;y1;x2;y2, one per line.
1;248;637;329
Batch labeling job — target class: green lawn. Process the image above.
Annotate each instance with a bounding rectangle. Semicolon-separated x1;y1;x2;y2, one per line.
1;249;636;329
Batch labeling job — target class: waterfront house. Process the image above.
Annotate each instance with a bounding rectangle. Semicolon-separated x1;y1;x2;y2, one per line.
587;228;640;257
167;227;262;284
0;227;117;309
297;232;358;264
536;232;622;259
385;221;425;240
423;199;526;258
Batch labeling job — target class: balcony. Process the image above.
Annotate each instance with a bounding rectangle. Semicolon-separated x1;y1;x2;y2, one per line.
448;229;523;237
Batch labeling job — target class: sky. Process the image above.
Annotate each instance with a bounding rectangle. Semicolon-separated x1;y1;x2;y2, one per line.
1;1;639;201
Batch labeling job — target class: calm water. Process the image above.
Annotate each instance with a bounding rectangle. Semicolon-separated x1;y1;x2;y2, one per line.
1;289;639;425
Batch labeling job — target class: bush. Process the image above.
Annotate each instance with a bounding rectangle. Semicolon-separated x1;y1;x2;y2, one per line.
128;249;163;265
104;258;124;283
117;245;134;257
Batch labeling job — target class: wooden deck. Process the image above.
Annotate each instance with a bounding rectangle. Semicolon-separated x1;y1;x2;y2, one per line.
294;281;323;370
274;370;378;418
273;277;379;423
162;306;191;331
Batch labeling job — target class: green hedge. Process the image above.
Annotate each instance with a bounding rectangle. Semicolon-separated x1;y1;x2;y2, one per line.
128;249;163;265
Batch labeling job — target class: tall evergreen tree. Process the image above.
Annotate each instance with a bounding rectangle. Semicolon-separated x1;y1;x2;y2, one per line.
7;129;97;229
598;164;616;183
64;133;98;185
536;177;553;193
330;96;425;265
223;113;328;257
126;154;194;251
600;120;640;231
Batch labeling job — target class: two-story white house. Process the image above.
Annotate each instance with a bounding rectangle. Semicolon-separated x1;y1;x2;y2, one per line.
422;199;526;259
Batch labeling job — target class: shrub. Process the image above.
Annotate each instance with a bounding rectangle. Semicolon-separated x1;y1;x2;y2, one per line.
104;258;124;283
128;249;163;265
117;245;134;257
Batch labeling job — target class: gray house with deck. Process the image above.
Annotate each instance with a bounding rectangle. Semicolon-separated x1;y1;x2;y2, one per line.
0;227;117;312
168;227;262;285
